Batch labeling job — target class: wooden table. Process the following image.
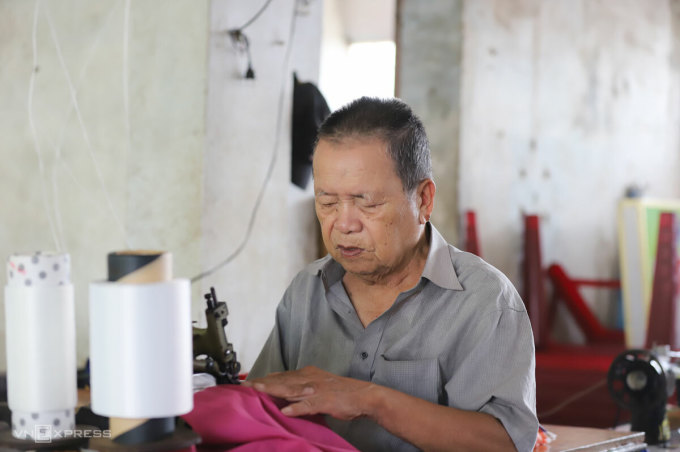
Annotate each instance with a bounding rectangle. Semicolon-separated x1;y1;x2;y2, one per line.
536;425;645;451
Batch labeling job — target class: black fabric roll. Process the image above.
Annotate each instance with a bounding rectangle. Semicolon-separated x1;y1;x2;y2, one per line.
107;252;163;282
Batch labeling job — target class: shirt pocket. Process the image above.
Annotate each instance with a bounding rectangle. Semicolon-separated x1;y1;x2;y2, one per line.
371;356;441;404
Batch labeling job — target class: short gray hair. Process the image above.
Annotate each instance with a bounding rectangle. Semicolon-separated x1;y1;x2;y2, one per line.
315;97;432;193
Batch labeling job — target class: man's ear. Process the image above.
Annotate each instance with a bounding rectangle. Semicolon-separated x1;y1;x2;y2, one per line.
416;179;435;224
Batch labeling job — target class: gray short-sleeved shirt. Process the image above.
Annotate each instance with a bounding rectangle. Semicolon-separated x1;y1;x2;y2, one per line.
249;223;538;452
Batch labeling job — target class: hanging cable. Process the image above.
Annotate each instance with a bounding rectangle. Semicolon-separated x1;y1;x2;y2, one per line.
122;0;133;230
228;30;255;79
27;0;62;252
47;1;122;252
227;0;276;79
50;3;122;254
237;0;274;31
191;0;299;284
44;4;131;249
537;378;607;419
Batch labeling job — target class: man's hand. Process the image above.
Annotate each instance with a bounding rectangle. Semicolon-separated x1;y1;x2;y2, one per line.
245;366;518;451
242;366;377;420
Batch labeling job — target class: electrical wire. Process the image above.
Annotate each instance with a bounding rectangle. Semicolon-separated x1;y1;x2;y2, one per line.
47;1;121;252
237;0;274;31
27;0;62;252
51;162;65;251
191;0;299;284
229;0;276;79
51;0;120;154
228;30;255;79
44;5;131;249
122;0;133;231
537;378;607;419
58;159;110;214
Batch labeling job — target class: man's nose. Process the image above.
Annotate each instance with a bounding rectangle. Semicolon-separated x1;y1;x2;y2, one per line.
335;203;362;234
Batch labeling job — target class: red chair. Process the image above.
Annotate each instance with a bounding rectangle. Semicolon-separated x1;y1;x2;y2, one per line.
523;214;625;428
645;212;680;349
546;263;624;345
463;210;481;257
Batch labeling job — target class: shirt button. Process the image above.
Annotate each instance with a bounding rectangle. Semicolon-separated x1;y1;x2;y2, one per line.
361;352;369;360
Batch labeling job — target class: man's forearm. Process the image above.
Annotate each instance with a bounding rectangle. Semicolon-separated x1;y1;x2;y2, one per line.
364;383;516;452
244;366;518;451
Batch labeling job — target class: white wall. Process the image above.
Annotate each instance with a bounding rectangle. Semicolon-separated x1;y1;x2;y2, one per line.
201;0;323;372
397;0;464;246
459;0;680;325
0;0;324;372
397;0;680;333
0;0;207;370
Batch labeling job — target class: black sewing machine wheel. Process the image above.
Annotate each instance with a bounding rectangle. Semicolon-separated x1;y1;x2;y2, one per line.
607;349;667;410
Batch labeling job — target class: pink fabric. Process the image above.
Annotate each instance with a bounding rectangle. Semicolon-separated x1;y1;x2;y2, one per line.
181;385;358;452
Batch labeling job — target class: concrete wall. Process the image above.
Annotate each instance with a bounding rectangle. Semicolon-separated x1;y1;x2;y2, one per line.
0;0;323;372
460;0;680;327
0;0;207;370
398;0;680;333
202;0;323;371
5;0;677;369
396;0;464;246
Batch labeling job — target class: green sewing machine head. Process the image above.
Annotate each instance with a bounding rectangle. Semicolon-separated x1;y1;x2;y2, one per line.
193;287;241;385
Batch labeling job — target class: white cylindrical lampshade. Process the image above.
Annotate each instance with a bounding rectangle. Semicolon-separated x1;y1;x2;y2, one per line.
89;279;193;418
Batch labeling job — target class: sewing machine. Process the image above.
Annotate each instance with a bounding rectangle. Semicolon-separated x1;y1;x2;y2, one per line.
193;287;241;385
608;345;680;445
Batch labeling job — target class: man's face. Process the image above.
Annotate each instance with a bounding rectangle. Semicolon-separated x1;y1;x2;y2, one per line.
313;137;423;280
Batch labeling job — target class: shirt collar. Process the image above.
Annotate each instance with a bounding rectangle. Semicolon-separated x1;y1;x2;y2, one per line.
306;255;342;291
307;222;463;291
422;222;463;290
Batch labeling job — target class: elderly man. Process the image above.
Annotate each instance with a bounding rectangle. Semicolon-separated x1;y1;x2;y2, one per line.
244;97;537;451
